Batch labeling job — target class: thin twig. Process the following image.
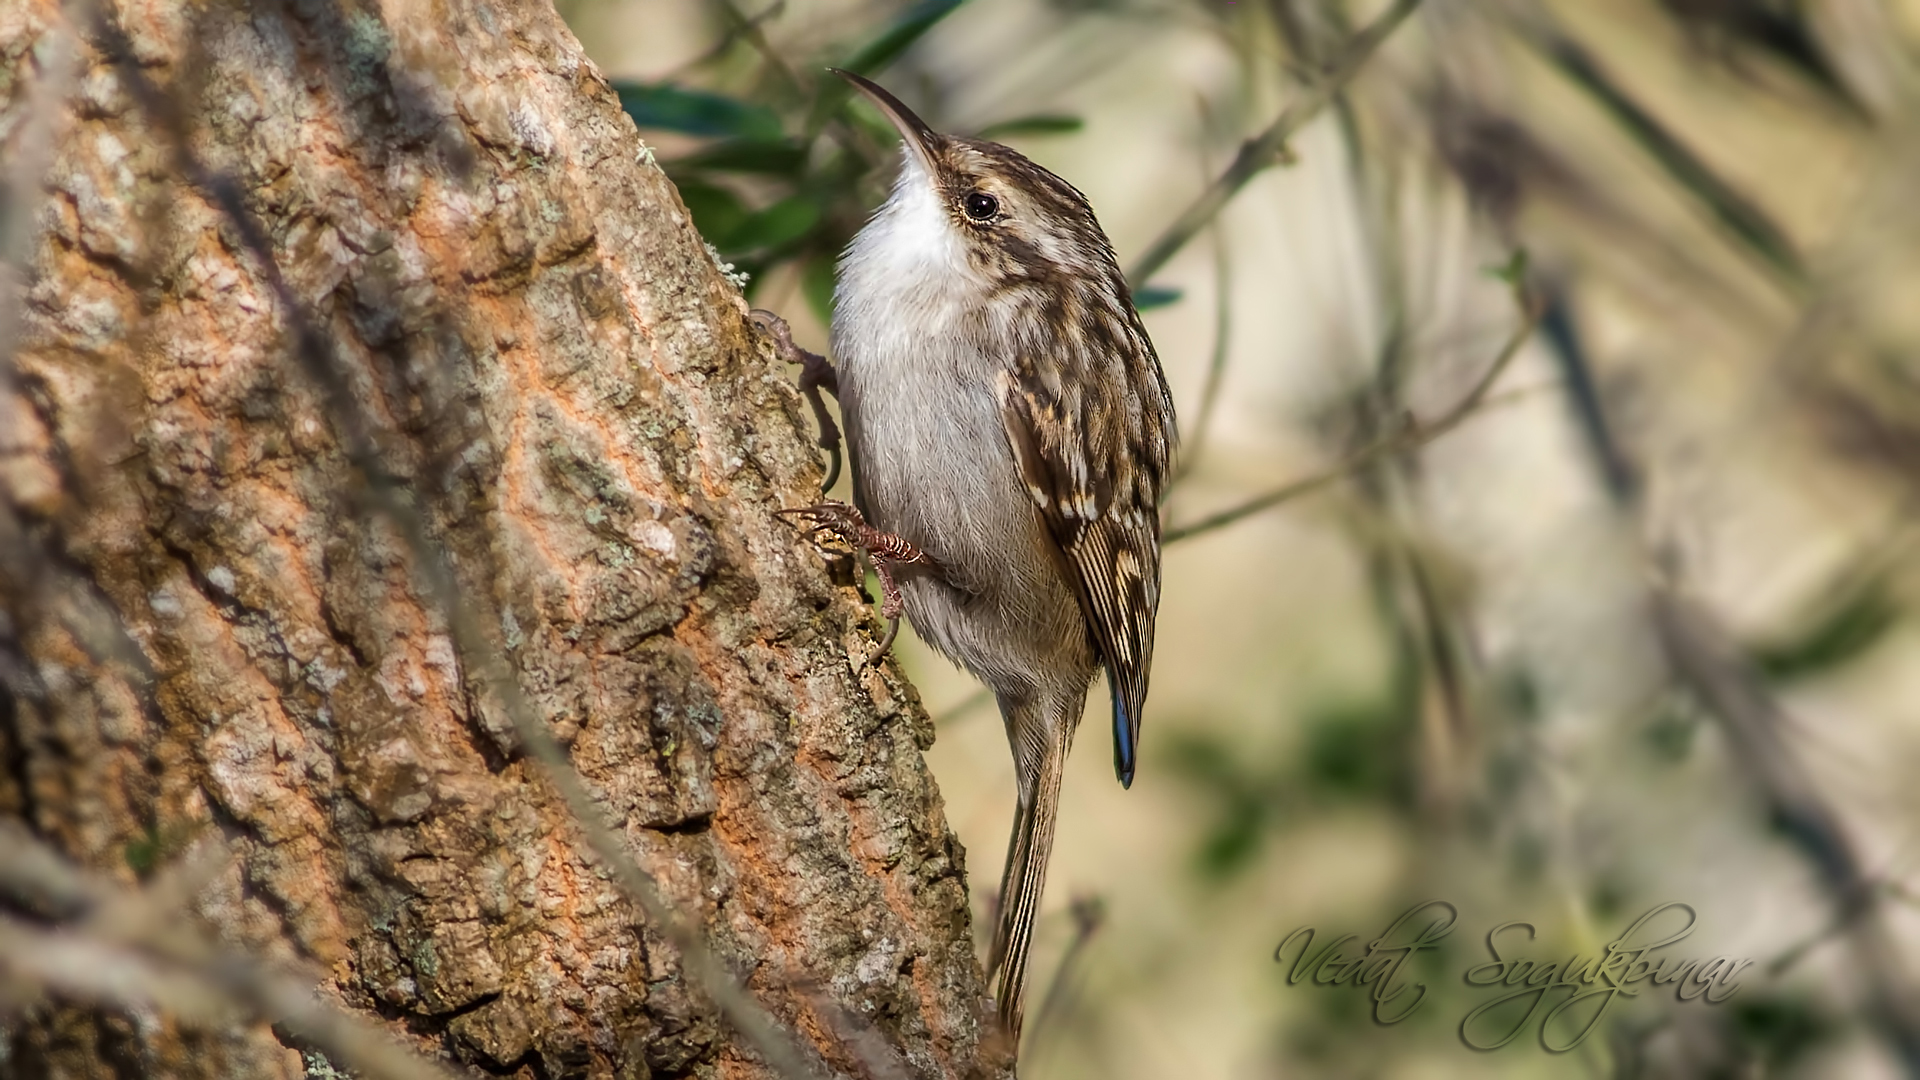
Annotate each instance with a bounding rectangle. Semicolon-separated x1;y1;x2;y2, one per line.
787;975;914;1080
0;827;468;1080
1499;3;1805;284
1168;112;1235;493
667;0;790;82
1022;895;1105;1064
717;0;804;94
1652;591;1920;1071
1125;0;1425;285
92;12;821;1078
1165;266;1540;545
0;0;89;367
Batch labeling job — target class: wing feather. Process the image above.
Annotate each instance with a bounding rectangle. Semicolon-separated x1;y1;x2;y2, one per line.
996;309;1173;787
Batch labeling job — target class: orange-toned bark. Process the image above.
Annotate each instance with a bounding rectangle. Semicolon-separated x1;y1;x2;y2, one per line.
0;2;1004;1077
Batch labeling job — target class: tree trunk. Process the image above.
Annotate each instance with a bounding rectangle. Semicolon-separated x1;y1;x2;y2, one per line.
0;1;1004;1077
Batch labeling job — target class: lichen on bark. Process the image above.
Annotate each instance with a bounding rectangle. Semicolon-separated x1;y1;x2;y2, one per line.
0;1;1006;1077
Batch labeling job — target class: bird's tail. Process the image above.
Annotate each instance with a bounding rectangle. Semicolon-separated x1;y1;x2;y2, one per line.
987;738;1070;1046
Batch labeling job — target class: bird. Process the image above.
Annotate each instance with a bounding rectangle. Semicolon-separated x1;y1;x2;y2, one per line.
762;69;1176;1045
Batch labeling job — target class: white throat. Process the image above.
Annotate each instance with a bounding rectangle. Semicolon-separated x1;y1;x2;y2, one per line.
833;153;980;350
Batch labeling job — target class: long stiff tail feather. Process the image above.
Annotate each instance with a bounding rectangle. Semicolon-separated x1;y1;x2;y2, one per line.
987;743;1070;1045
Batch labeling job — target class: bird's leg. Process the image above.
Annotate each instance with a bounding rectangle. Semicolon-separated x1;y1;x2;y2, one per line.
750;309;843;492
775;500;934;659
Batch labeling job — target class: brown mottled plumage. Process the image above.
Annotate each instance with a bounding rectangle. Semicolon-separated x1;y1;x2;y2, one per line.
779;70;1175;1047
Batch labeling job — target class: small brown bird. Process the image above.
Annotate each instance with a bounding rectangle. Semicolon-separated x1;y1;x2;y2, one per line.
773;70;1176;1044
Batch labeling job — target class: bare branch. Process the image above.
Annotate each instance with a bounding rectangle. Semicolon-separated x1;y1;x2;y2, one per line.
1165;265;1540;545
1166;200;1234;493
0;827;467;1080
1125;0;1425;286
1022;895;1105;1064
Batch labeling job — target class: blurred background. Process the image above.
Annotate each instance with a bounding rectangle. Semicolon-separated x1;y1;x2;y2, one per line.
566;1;1920;1076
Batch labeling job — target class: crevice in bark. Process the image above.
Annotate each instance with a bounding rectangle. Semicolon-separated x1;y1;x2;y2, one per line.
467;1046;550;1080
0;639;40;827
651;811;714;837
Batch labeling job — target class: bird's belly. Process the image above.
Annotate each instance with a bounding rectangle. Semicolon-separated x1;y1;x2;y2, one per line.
838;353;1094;700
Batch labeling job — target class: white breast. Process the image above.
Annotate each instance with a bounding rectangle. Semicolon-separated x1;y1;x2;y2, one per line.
830;153;1020;582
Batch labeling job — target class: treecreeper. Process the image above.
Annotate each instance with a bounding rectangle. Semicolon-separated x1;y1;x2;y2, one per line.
755;69;1177;1048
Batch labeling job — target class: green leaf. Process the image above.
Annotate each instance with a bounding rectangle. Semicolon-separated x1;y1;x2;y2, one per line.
1162;732;1270;882
811;0;964;133
841;0;964;75
1196;806;1264;879
1751;580;1899;682
1730;996;1833;1066
1644;705;1699;762
1297;700;1409;804
974;114;1084;140
613;82;782;140
124;832;161;874
726;195;822;253
672;138;810;176
1164;731;1242;786
1133;285;1183;310
1483;247;1530;285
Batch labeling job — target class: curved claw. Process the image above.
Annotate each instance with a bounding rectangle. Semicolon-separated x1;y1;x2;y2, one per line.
773;501;922;664
749;308;844;492
871;616;900;663
821;442;842;494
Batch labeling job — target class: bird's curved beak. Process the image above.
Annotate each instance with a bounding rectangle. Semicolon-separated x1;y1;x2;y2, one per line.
830;68;940;180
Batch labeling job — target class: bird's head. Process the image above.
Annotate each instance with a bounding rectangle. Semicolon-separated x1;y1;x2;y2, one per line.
833;69;1122;298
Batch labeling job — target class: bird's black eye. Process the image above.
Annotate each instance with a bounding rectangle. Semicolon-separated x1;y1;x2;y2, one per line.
963;191;999;221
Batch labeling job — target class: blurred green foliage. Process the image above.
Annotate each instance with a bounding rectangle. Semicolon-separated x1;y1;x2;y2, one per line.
1167;695;1414;882
1748;574;1900;682
607;0;1153;325
1643;700;1702;762
606;1;963;320
1726;994;1833;1070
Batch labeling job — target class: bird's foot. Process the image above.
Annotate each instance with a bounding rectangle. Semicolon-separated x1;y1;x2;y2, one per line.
750;309;842;492
776;501;934;659
749;309;838;395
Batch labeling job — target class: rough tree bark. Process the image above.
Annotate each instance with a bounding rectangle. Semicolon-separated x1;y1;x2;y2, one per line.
0;1;1006;1077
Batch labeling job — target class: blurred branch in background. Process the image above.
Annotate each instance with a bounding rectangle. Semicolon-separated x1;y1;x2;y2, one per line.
1125;0;1424;285
1166;102;1237;492
0;826;466;1080
1498;2;1807;286
1169;225;1233;485
1022;896;1107;1069
1540;290;1920;1073
1166;253;1540;545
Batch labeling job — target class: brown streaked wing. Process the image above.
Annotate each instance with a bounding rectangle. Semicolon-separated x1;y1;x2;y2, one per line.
995;324;1171;783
